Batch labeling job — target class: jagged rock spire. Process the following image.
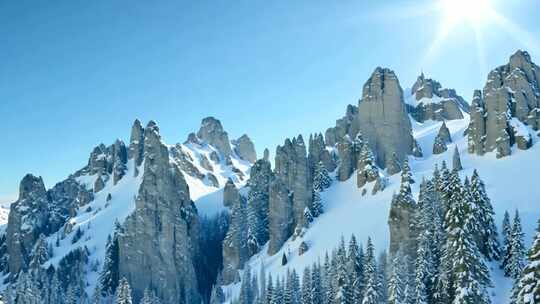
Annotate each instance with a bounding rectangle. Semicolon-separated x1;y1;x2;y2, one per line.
197;117;232;157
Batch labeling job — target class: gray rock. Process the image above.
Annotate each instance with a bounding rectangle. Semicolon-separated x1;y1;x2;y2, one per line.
263;148;270;161
308;133;337;179
433;134;448;155
197;117;232;157
206;173;219;187
408;73;469;122
452;146;463;171
128;119;145;171
268;178;293;255
273;136;311;232
94;175;106;193
468;50;540;157
118;121;200;303
355;68;414;167
170;144;205;180
233;134;257;163
199;154;214;172
438;122;452;143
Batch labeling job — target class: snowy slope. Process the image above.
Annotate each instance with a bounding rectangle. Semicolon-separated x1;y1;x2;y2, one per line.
225;114;540;303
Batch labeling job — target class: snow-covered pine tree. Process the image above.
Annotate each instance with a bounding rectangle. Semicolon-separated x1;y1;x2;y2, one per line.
347;235;364;303
502;210;513;272
377;251;389;303
388;251;406;304
210;283;226;304
301;266;312;304
470;170;501;261
100;233;120;297
115;278;133;304
414;226;434;304
441;176;491;304
506;210;526;279
514;219;540;304
240;265;254;304
334;250;352;304
432;134;447;154
361;238;379;304
314;161;332;192
312;190;324;218
311;262;324;304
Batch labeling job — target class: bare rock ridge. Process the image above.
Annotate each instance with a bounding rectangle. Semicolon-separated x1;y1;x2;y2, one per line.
118;121;200;303
468;50;540;157
407;73;469;122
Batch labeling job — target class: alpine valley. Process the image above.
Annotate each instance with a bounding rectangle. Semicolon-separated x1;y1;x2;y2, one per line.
2;50;540;304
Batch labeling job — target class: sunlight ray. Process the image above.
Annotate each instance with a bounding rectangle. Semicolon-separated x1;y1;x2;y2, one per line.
489;11;540;54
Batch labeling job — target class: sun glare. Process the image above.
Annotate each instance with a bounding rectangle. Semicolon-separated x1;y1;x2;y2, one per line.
440;0;493;26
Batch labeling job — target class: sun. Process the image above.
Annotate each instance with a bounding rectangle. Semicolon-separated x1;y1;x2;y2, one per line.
439;0;494;27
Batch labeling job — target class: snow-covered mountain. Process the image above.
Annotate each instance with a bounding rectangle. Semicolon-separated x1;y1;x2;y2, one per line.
2;50;540;304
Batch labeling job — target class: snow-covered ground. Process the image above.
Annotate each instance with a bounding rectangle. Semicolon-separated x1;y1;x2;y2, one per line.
225;114;540;303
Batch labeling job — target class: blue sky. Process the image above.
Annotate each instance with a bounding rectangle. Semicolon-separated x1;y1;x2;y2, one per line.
1;0;539;201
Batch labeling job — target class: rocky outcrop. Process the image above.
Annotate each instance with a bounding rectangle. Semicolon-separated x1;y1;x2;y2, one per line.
308;133;337;178
118;121;200;303
197;117;232;158
233;134;257;163
438;122;452;144
326;68;416;171
268;178;293;255
128;119;145;174
468;50;540;158
408;73;469;122
273;136;311;232
6;175;49;276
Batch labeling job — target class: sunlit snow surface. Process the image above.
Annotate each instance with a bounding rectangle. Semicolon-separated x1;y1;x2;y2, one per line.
225;114;540;303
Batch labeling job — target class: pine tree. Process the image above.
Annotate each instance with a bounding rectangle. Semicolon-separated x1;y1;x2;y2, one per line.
361;238;379;304
506;210;526;279
247;159;272;249
347;235;364;303
240;265;254;304
502;210;513;272
29;234;49;272
470;170;501;261
514;219;540;304
314;161;332;192
311;262;324;304
100;233;120;296
312;190;324;218
440;177;491;304
388;251;406;304
115;278;133;304
301;266;312;304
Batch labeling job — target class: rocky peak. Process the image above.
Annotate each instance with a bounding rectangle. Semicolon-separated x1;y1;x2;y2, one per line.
469;50;540;158
233;134;257;163
362;67;403;102
18;174;46;201
357;67;414;168
408;73;469;122
196;117;232;157
128;119;145;168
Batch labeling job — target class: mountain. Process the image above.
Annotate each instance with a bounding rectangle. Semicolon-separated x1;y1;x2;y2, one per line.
1;50;540;304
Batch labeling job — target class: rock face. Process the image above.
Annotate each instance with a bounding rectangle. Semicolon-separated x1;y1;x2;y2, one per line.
268;178;293;255
468;50;540;158
407;73;469;122
273;136;311;233
308;133;337;177
6;175;49;276
197;117;232;158
118;121;200;303
128;119;145;175
326;68;416;171
233;134;257;163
